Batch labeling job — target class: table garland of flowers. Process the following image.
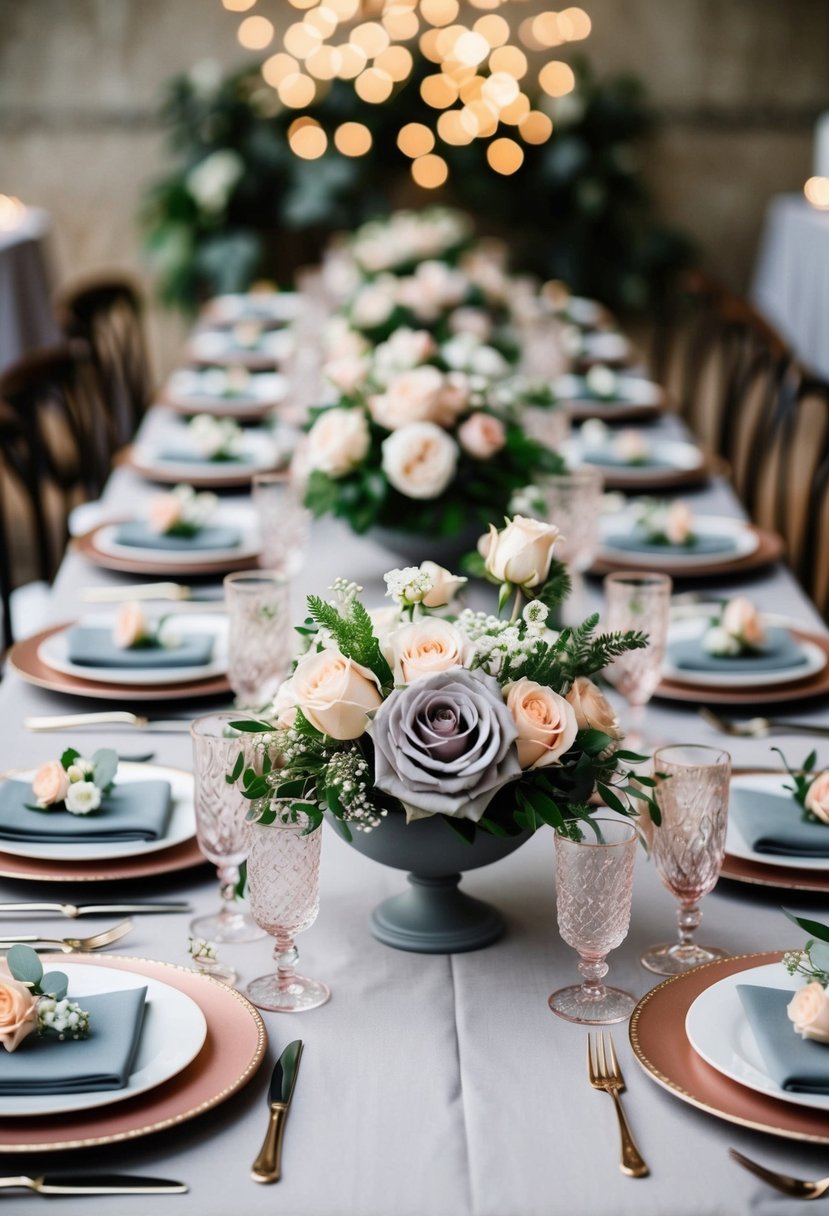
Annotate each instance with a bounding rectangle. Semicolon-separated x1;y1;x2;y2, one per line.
230;516;660;844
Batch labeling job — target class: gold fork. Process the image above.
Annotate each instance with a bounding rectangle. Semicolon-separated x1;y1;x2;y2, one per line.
0;919;132;954
699;708;829;739
587;1032;649;1178
729;1148;829;1199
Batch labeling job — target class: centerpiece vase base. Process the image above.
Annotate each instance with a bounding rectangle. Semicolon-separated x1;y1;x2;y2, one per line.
547;983;636;1025
640;942;729;976
370;873;505;954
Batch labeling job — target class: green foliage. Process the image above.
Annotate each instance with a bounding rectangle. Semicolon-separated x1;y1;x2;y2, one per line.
773;747;823;822
307;595;393;689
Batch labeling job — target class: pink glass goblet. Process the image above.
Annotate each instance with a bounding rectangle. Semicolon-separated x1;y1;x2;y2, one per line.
224;569;292;710
603;571;672;748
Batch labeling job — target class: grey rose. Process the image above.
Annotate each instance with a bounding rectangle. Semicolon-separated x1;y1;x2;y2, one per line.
369;667;522;822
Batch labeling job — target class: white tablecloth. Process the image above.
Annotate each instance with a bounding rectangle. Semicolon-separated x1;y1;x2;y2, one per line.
752;193;829;378
0;207;60;373
1;407;828;1215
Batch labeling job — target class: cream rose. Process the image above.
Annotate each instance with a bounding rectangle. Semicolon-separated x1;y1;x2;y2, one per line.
369;366;462;431
787;981;829;1043
350;278;397;329
665;501;694;545
722;596;766;647
805;771;829;825
31;760;69;808
290;648;382;740
113;601;149;649
148;493;183;535
306;408;371;478
381;422;459;500
483;516;561;588
420;561;467;608
270;679;299;730
448;307;493;342
323;354;371;395
457;412;506;461
0;977;38;1053
504;677;578;769
387;619;471;686
565;676;621;739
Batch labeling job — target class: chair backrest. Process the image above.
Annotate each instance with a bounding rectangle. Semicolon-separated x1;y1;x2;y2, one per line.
55;275;152;448
0;404;44;652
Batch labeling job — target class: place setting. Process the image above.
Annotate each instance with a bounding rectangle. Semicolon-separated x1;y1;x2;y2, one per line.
566;420;711;491
157;365;290;423
199;290;302;329
128;413;288;488
554;366;669;423
186;320;296;370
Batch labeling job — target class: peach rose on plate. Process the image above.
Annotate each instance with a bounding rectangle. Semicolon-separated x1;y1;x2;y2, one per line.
805;771;829;825
0;977;38;1053
504;678;578;770
290;648;382;740
387;619;471;686
722;597;766;648
113;601;149;649
788;981;829;1043
565;677;621;739
457;412;506;461
306;408;371;478
148;493;183;535
665;501;694;545
31;760;69;808
381;422;459;500
482;516;561;589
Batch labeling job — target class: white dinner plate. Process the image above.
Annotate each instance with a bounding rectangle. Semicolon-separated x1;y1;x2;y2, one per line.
598;512;759;567
567;436;705;479
131;431;282;482
93;506;261;567
164;368;288;415
725;772;829;872
663;617;827;689
37;613;228;687
556;374;663;408
203;291;301;325
685;963;829;1115
574;331;631;362
0;763;196;861
0;962;207;1118
189;327;295;364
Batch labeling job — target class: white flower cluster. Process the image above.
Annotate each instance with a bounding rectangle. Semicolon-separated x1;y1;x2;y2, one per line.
349;208;472;276
454;608;555;678
330;577;363;609
384;566;434;607
323;751;385;832
188;936;217;963
37;996;91;1040
64;773;101;816
189;414;242;460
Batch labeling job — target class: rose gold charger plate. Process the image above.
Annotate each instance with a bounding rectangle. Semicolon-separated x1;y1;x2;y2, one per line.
655;628;829;707
126;447;279;489
156;388;278;424
590;525;784;578
630;951;829;1144
0;954;267;1152
185;345;279;372
73;522;259;577
587;454;712;493
9;623;231;703
566;392;669;425
0;838;206;884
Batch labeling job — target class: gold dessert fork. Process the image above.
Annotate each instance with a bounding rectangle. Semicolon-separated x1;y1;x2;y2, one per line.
587;1032;649;1177
729;1148;829;1199
0;919;132;954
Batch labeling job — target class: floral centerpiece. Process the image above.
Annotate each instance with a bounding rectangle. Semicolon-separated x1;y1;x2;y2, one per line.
230;516;658;951
344;208;475;281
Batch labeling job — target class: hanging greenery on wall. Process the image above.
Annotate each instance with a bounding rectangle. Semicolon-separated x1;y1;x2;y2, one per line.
141;55;694;313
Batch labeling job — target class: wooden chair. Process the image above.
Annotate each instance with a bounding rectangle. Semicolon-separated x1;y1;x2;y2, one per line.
0;404;47;653
55;275;153;449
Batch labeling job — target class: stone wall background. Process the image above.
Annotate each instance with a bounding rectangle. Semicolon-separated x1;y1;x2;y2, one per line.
1;0;827;374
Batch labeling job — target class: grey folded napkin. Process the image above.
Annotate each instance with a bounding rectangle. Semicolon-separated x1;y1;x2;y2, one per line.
605;531;737;558
582;450;674;471
113;521;242;552
0;987;147;1095
668;625;808;674
737;984;829;1094
66;626;215;669
0;778;173;843
730;786;829;857
157;450;252;466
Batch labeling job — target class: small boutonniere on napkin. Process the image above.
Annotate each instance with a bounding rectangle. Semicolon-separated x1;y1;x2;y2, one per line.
112;601;170;652
189;413;243;462
782;910;829;1042
584;364;619;400
28;747;118;816
147;484;218;538
0;946;90;1052
634;499;696;547
704;596;766;657
773;748;829;826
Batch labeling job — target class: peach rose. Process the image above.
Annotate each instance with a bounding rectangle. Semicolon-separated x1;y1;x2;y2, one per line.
457;412;506;461
381;422;459;500
323;354;371;395
113;601;149;649
665;501;694;545
722;597;766;647
306;408;371;478
369;366;462;431
805;771;829;825
0;977;38;1052
420;561;467;608
504;677;578;769
148;493;183;535
788;981;829;1043
387;619;471;686
565;677;621;739
290;648;382;740
31;759;69;808
483;516;561;589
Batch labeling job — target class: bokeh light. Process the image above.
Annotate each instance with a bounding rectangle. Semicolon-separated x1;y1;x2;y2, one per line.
335;121;373;155
805;176;829;209
487;137;524;174
411;153;449;188
237;14;274;49
288;116;328;158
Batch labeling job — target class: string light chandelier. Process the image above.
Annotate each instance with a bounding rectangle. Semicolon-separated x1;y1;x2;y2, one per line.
221;0;591;184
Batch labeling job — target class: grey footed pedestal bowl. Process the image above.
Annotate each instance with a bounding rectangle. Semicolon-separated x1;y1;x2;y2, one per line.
367;522;484;569
329;811;532;953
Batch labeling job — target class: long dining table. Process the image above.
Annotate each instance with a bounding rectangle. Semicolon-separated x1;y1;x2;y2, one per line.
1;399;828;1215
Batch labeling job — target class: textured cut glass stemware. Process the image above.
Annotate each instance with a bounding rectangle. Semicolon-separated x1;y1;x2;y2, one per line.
541;466;604;623
190;713;267;945
603;571;672;749
246;820;330;1013
641;744;731;975
252;471;310;579
224;570;292;710
549;818;638;1024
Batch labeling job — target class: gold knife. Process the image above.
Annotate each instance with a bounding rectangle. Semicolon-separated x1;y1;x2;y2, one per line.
251;1040;303;1184
0;1175;188;1195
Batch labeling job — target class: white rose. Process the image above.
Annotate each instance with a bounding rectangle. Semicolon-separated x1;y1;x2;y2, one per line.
290;648;382;740
387;619;471;685
483;516;561;588
306;408;371;478
457;412;506;460
270;680;298;730
324;316;370;360
186;150;243;212
65;781;102;816
397;261;468;321
788;982;829;1043
351;278;397;329
374;328;436;379
369;366;448;431
703;625;741;657
585;365;618;399
381;422;459;500
113;601;149;649
419;561;467;608
665;501;694;545
504;678;578;769
323;354;371;394
368;605;403;649
805;771;829;825
615;429;649;464
448;307;493;342
722;596;766;647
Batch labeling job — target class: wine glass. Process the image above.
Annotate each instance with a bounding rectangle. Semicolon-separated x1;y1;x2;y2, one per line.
603;571;672;748
246;819;330;1013
641;744;731;975
549;818;638;1024
190;713;266;945
541;466;604;622
224;569;292;710
252;470;310;578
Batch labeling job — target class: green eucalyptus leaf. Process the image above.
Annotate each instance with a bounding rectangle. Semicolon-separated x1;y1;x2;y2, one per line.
782;908;829;944
7;944;43;986
91;748;119;791
809;940;829;973
41;971;69;1001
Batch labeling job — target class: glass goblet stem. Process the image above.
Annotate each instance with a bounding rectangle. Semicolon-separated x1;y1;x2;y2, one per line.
577;952;610;1001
